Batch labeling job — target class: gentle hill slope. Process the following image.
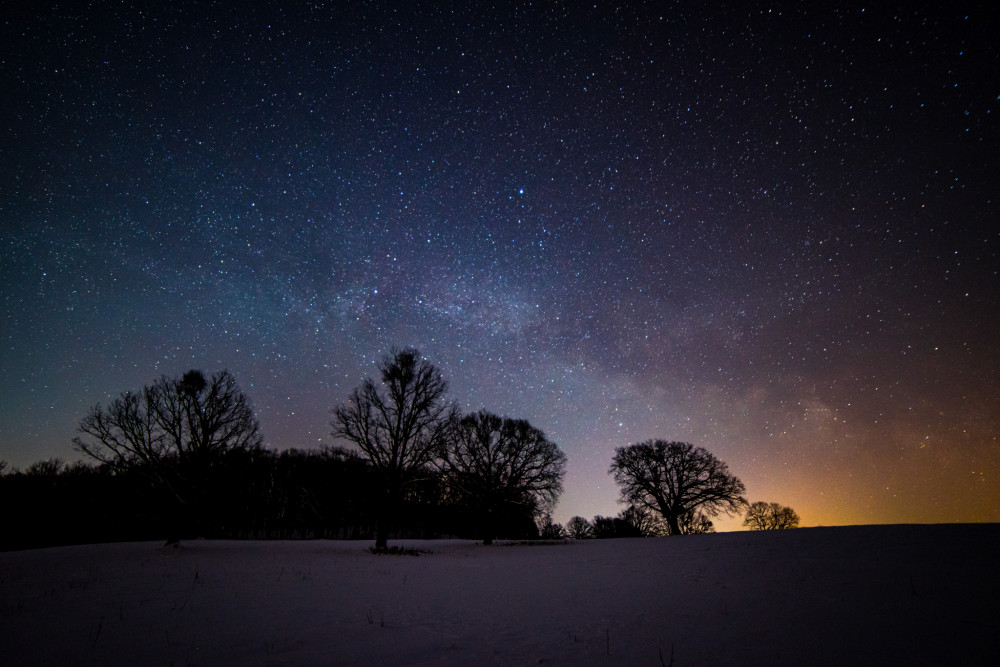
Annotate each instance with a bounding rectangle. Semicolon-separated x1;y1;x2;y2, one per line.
2;524;997;665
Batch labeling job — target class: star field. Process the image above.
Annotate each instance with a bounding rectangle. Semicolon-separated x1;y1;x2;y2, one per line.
2;1;998;529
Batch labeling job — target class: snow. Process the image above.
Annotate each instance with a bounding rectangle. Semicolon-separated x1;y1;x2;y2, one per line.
1;524;997;665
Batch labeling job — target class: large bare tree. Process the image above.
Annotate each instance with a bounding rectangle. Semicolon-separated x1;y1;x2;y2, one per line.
566;515;594;539
442;410;566;544
73;369;262;543
609;440;746;535
331;348;457;549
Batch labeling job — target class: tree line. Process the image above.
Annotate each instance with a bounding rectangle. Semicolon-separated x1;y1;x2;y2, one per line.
1;348;798;551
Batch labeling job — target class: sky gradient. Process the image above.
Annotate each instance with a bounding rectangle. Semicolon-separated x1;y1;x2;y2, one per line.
2;1;998;530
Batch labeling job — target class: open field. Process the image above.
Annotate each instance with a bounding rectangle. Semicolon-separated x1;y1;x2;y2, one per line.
1;524;997;665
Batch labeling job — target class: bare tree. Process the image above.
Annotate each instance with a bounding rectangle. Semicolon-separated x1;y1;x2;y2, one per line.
619;504;666;537
590;514;643;538
331;348;457;550
441;410;566;544
678;509;715;534
774;505;799;529
24;458;65;477
73;369;262;543
609;440;746;535
566;515;593;539
743;501;800;530
538;518;565;540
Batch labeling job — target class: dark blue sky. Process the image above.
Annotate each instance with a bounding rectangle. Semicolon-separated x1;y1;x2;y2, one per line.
2;1;997;528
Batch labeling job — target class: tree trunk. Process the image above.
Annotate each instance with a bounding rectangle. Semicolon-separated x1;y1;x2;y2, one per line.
163;508;182;547
374;525;389;550
482;508;495;545
162;487;184;546
667;514;681;536
374;488;395;550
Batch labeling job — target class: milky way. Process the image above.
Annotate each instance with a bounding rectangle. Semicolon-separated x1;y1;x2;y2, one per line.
2;2;998;529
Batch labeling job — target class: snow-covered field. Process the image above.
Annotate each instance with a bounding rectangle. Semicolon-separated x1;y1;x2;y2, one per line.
2;524;997;665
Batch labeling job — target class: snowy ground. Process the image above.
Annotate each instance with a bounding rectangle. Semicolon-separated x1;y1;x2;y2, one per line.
1;524;997;665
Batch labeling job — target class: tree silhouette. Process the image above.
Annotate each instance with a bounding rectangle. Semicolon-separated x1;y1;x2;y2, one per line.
591;514;643;538
591;515;615;538
609;440;746;535
441;410;566;544
331;348;457;550
619;504;666;536
566;515;593;539
678;509;715;534
743;501;800;530
24;458;64;477
538;518;565;540
73;369;262;543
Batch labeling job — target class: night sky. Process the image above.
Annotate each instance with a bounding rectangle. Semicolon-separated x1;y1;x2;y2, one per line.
3;1;998;530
